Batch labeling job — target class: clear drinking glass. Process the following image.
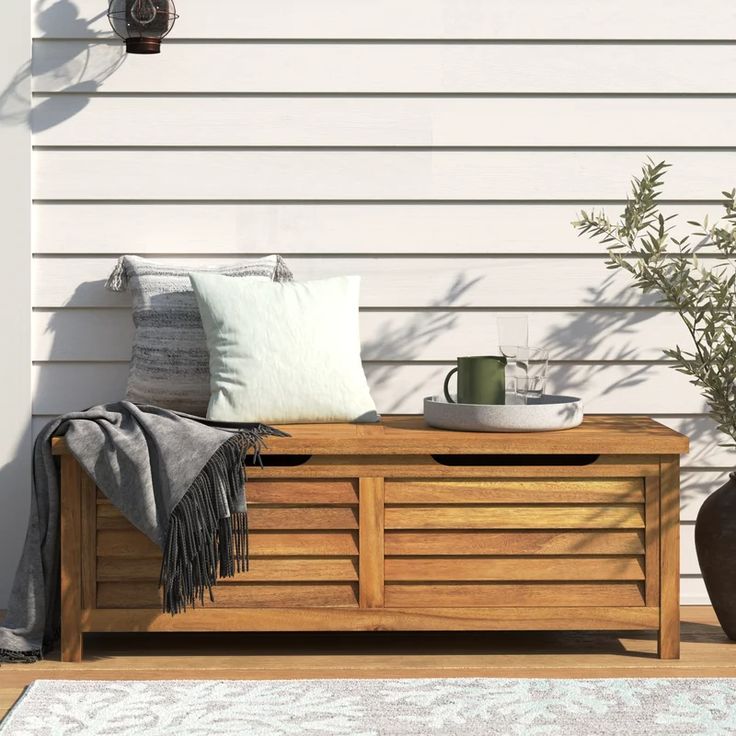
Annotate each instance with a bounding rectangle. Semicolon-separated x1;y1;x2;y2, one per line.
510;347;549;404
510;375;546;405
515;346;549;381
497;315;529;360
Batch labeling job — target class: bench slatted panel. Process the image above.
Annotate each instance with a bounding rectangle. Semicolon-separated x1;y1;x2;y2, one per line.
385;505;645;530
248;480;359;505
97;556;359;582
97;505;359;531
97;530;360;558
385;582;645;608
384;530;645;556
97;480;360;506
384;556;646;582
385;479;644;504
97;582;359;608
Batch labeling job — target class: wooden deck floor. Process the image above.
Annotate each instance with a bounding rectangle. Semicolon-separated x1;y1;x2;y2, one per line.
1;606;734;719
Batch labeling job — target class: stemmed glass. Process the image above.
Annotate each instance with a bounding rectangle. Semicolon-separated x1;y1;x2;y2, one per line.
497;315;529;361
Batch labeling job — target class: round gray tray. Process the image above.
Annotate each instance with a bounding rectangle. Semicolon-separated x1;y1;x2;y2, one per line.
424;394;584;432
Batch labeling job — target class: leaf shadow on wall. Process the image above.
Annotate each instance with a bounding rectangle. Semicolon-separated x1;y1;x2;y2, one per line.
362;273;482;414
544;274;657;403
0;0;124;131
540;271;727;514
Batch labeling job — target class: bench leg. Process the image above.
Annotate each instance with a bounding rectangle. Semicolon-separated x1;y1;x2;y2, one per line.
60;455;83;662
658;621;680;659
658;456;680;659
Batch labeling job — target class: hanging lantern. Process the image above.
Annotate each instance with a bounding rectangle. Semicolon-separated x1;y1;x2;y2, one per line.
108;0;178;54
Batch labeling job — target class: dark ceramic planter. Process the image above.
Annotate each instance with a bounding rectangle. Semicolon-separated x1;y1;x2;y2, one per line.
695;471;736;640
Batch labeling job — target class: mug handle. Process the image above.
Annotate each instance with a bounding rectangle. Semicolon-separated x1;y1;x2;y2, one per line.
443;367;458;403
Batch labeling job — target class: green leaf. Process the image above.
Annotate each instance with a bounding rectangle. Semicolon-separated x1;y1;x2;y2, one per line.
571;160;736;446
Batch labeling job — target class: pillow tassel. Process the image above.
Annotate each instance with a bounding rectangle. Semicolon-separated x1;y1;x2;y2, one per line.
105;256;129;292
272;255;294;282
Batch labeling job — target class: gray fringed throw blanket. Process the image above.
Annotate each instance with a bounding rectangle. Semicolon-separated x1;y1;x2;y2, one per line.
0;402;285;663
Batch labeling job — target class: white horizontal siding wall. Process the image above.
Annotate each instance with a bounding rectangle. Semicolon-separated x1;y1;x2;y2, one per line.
7;0;735;605
0;0;31;610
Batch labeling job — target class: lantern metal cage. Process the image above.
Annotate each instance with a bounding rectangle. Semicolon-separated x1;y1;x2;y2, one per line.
108;0;178;54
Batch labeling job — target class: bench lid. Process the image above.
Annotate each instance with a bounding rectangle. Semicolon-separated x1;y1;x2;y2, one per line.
51;414;688;456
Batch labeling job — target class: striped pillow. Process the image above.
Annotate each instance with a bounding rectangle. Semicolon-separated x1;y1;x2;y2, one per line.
106;254;293;415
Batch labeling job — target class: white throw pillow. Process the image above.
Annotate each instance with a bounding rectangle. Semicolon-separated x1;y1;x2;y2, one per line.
190;273;379;423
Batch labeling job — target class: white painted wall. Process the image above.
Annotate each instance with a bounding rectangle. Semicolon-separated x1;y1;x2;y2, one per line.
3;0;736;605
0;0;32;609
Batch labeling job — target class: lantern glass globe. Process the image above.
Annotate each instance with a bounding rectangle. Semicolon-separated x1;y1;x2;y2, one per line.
108;0;178;54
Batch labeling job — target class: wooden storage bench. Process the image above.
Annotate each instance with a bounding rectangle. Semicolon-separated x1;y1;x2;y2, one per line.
53;415;688;662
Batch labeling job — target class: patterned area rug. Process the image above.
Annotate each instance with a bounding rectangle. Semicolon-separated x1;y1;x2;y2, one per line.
2;678;736;735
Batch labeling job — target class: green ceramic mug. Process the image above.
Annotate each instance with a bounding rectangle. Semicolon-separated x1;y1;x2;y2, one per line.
443;355;507;405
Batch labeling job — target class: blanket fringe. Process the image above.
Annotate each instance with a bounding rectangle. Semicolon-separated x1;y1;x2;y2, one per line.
159;425;282;615
0;647;42;663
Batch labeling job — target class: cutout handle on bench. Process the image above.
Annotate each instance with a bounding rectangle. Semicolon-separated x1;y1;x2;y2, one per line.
245;454;312;467
431;453;600;467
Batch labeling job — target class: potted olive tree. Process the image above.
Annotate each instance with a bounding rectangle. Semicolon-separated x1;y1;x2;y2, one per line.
573;160;736;638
